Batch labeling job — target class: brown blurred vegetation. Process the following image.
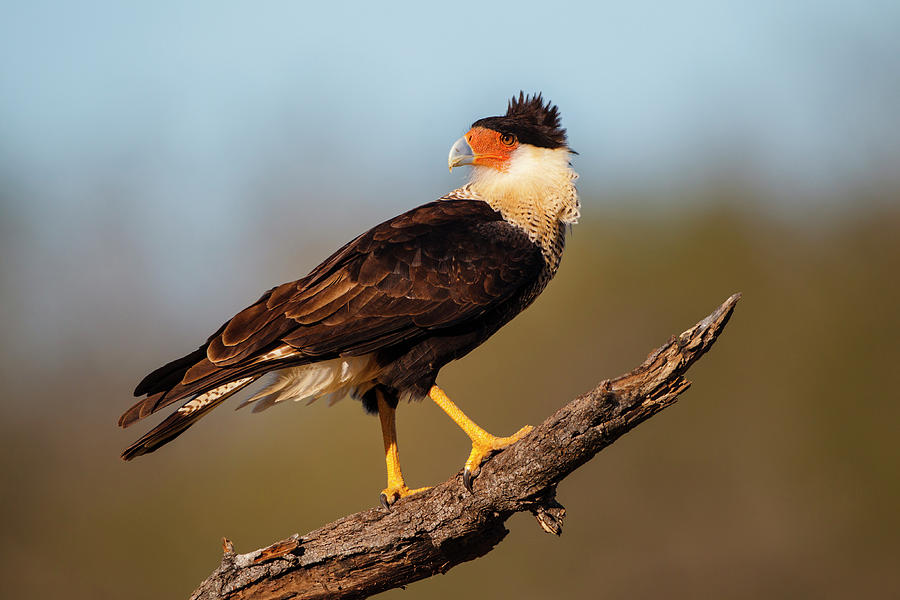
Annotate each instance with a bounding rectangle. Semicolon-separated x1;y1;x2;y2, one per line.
1;186;899;599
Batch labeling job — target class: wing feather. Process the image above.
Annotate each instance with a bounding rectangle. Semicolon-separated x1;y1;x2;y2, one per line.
121;199;545;451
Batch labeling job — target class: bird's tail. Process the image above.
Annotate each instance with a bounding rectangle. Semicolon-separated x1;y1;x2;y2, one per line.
120;376;259;460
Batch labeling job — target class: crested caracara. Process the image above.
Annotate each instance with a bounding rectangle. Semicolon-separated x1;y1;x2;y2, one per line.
119;92;580;506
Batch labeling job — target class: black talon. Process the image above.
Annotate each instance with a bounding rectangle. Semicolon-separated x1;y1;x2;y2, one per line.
463;468;476;493
380;493;392;509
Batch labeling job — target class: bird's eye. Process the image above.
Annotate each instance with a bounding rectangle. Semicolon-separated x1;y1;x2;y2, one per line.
500;133;516;146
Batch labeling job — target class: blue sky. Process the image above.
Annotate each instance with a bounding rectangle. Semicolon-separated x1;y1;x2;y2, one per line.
2;0;898;205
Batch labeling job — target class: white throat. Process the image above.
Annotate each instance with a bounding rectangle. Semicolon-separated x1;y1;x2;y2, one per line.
465;145;579;259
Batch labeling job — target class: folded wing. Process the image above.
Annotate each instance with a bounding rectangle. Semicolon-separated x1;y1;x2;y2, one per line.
119;199;544;457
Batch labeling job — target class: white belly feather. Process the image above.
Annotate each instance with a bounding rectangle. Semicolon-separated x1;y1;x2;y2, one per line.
238;354;380;412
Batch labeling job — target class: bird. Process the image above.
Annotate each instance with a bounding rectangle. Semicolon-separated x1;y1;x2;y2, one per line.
119;92;580;507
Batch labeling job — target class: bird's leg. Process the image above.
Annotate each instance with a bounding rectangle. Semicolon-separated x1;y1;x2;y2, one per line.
377;390;428;508
428;385;533;492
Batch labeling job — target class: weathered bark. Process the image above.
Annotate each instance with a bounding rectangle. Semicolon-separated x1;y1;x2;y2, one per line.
191;293;741;600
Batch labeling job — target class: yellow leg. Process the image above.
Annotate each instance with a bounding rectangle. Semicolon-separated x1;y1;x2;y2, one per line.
429;385;533;491
377;390;428;508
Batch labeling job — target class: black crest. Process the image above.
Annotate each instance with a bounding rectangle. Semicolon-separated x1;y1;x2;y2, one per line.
472;92;568;149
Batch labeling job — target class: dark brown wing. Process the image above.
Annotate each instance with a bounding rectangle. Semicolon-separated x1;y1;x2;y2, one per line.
120;199;544;452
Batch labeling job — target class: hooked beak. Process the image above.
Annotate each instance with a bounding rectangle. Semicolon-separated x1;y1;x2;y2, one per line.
448;136;475;171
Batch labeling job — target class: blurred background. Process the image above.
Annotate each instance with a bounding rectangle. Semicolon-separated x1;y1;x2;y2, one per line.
1;1;898;598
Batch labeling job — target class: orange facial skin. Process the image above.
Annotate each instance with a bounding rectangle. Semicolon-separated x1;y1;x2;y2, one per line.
465;127;519;170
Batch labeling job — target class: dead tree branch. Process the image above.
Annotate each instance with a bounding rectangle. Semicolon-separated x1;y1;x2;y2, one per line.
191;293;741;600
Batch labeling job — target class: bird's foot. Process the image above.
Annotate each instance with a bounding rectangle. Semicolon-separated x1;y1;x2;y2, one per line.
462;425;533;492
380;484;430;509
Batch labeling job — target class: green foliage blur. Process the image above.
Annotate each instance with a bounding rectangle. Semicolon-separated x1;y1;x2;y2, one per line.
1;184;898;599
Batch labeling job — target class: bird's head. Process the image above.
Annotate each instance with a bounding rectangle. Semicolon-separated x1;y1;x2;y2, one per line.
448;92;570;174
448;92;579;231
